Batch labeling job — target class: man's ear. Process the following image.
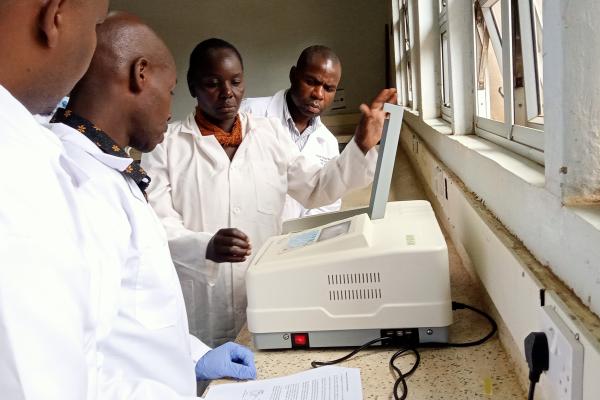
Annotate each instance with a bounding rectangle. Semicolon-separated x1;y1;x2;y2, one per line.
289;66;297;86
130;57;149;94
38;0;64;48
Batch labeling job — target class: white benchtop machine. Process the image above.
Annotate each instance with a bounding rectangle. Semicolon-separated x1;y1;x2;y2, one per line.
245;105;453;349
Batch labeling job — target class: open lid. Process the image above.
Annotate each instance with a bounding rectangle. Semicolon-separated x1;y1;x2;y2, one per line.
367;103;404;220
281;103;405;234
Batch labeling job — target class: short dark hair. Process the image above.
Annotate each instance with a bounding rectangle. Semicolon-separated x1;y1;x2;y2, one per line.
187;38;243;97
296;45;341;71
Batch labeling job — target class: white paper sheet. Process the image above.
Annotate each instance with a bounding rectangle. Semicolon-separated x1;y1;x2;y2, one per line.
204;366;363;400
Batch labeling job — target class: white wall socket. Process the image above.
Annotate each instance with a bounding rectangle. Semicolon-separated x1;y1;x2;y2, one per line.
540;305;584;400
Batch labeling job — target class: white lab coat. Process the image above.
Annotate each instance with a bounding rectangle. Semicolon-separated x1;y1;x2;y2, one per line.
51;122;210;399
141;111;376;346
0;85;98;399
241;89;342;220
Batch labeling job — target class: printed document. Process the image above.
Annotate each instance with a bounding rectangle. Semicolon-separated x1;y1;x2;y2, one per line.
204;366;363;400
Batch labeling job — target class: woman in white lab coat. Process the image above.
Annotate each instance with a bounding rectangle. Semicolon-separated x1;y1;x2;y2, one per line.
141;38;395;347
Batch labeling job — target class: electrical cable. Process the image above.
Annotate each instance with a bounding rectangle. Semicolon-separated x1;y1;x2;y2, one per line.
390;347;420;400
420;302;498;348
528;381;536;400
447;302;498;347
310;337;389;368
310;301;497;399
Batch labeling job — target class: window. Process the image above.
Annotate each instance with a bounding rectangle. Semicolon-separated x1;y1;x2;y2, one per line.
473;0;544;153
516;0;544;126
439;0;452;122
474;0;504;123
396;0;414;108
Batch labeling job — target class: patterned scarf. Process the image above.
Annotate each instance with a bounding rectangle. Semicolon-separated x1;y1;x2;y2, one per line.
195;112;243;147
51;108;151;196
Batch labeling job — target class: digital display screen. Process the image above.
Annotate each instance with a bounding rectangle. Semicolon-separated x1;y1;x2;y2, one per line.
287;229;320;249
318;221;351;242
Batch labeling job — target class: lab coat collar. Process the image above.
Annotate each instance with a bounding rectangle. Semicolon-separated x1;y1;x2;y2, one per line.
0;84;64;149
179;112;201;136
308;126;330;145
265;89;287;122
0;84;36;124
0;85;93;187
51;122;133;172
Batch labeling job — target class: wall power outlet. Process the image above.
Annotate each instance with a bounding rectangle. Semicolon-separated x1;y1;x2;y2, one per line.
540;305;584;400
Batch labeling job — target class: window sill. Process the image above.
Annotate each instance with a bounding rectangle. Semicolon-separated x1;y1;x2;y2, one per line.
402;107;420;119
403;110;545;188
570;205;600;231
423;117;453;135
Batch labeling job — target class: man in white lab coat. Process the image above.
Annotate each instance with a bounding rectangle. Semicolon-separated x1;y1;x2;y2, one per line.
241;46;343;220
49;13;255;399
0;1;109;399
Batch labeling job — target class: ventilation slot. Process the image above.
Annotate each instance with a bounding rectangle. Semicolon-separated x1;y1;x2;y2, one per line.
327;272;381;286
329;288;382;302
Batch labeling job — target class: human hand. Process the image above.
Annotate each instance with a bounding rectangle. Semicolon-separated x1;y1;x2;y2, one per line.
206;228;252;263
353;88;398;154
195;342;257;380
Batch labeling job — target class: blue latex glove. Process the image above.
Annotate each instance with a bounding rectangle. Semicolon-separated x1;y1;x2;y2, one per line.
195;342;257;381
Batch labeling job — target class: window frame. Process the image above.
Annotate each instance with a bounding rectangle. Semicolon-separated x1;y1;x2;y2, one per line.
439;1;453;122
517;0;544;124
473;0;544;154
395;0;415;109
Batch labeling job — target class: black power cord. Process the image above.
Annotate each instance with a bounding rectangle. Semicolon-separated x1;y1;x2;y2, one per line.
390;347;420;400
310;302;497;400
311;337;420;400
523;332;549;400
311;337;389;368
421;302;498;348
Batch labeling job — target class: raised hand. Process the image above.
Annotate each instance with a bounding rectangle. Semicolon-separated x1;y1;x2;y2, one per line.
206;228;252;263
353;88;398;154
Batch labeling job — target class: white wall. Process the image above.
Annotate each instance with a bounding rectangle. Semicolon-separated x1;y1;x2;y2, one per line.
544;0;600;204
110;0;389;120
399;120;600;400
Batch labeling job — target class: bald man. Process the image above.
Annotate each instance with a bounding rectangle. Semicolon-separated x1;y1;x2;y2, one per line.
241;46;343;220
0;1;109;399
49;12;255;398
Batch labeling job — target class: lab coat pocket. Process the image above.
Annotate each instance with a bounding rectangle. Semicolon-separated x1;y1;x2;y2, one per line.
134;244;178;330
253;163;285;215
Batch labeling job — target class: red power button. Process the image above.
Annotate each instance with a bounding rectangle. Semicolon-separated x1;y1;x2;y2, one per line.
291;333;309;348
